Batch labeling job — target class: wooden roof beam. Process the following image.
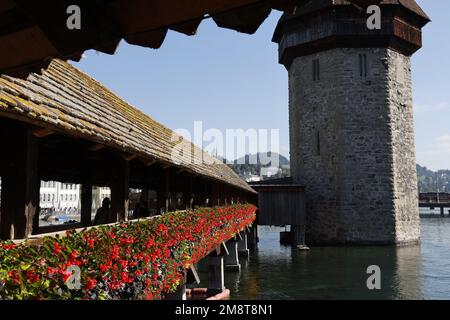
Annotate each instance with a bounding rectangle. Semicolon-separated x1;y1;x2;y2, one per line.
141;158;156;167
32;127;55;138
122;153;137;161
89;143;105;152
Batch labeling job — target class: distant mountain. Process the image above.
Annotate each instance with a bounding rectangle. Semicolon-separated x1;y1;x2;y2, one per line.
417;164;450;193
232;152;289;166
226;152;290;181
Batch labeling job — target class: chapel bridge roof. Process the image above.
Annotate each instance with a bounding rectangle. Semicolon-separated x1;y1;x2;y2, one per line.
0;59;256;193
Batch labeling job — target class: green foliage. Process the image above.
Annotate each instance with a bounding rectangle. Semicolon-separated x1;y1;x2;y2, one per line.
417;165;450;193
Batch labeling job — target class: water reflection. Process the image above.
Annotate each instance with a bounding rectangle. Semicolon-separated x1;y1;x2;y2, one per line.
198;219;450;300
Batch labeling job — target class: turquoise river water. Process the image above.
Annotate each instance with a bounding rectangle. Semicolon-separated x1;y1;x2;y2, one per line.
200;217;450;300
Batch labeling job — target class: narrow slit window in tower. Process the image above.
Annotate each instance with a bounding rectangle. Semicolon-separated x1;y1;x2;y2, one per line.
313;59;320;81
316;130;321;156
359;53;368;77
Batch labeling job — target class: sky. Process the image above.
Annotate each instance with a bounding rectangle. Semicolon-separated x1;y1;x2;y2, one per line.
74;0;450;171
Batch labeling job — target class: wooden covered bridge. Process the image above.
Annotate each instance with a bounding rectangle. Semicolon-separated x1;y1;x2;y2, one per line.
0;59;256;240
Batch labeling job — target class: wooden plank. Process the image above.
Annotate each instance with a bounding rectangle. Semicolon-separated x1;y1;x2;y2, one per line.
257;188;306;226
89;143;105;152
32;127;54;138
0;121;39;240
81;183;93;227
110;158;130;222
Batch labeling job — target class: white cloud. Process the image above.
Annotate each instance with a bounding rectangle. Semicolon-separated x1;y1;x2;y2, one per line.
414;101;449;113
433;134;450;153
417;134;450;170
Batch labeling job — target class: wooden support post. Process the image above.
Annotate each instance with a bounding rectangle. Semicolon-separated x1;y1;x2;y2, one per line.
186;265;201;286
247;224;258;251
237;231;250;258
0;123;39;240
110;158;130;223
190;177;195;209
165;170;170;213
156;171;166;215
212;183;221;207
141;186;149;217
81;183;93;227
208;252;225;295
204;180;210;207
224;239;241;272
441;206;445;216
183;176;192;210
291;225;307;246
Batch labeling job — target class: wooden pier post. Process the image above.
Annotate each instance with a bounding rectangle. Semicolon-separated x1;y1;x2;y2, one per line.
186;265;200;287
208;251;225;295
237;231;250;258
291;225;306;246
247;224;258;251
224;239;241;271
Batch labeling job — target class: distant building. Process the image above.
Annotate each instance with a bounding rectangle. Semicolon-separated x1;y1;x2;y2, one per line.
0;179;110;214
260;167;281;179
92;187;112;212
39;181;80;212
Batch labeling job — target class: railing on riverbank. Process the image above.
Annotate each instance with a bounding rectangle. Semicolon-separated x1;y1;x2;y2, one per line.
419;203;450;217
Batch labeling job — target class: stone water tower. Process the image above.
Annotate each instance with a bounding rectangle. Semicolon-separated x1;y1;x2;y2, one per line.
273;0;430;245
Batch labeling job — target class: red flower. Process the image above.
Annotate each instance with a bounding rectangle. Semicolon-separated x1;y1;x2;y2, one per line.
110;245;120;260
108;280;121;291
105;231;116;239
135;270;144;276
119;260;128;269
60;269;72;283
69;250;79;261
53;242;62;255
2;243;16;250
8;270;20;285
25;271;39;283
85;277;97;291
86;238;95;248
145;291;154;300
121;272;130;283
46;267;58;277
99;262;111;273
156;224;169;236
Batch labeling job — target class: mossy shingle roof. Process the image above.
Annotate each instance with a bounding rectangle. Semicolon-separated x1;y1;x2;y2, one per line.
0;59;255;193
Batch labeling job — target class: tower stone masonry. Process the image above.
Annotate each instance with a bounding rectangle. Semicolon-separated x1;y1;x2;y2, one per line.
273;0;430;245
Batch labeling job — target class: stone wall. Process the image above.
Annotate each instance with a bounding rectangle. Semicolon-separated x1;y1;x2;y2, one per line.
288;47;419;245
